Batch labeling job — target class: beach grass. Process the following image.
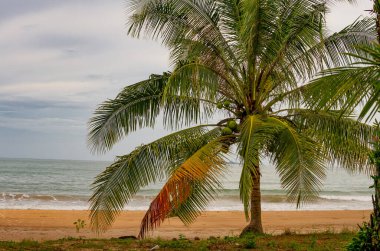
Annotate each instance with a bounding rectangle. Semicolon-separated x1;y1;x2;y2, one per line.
0;231;356;250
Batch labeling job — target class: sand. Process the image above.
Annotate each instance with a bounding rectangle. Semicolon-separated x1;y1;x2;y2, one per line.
0;210;371;241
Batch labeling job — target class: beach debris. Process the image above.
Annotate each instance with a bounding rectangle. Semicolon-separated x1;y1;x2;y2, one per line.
150;244;160;250
194;236;200;241
118;235;137;240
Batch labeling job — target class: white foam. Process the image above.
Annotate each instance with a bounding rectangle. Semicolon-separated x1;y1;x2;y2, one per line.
319;195;372;202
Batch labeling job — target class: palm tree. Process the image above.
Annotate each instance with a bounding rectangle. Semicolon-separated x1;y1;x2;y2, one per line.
88;0;375;238
306;45;380;119
304;0;380;121
304;2;380;246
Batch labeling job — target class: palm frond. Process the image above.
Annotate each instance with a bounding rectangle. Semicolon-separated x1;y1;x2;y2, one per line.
88;73;169;153
268;17;375;105
89;126;220;233
287;109;372;172
164;62;220;101
237;115;281;218
304;44;380;120
127;0;240;71
138;136;228;238
267;116;327;206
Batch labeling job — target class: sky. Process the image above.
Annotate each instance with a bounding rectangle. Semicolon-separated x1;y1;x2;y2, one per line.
0;0;374;161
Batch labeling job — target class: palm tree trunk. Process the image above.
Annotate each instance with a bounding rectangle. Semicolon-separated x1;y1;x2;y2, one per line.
241;165;264;235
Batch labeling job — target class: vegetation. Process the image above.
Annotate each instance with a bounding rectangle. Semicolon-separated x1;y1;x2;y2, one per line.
307;0;380;121
306;43;380;121
0;232;357;251
73;219;86;233
88;0;375;238
347;122;380;251
302;1;380;248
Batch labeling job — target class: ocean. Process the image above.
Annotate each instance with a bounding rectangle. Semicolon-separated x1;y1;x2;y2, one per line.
0;158;374;211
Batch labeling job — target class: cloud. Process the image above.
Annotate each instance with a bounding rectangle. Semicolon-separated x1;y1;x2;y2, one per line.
0;0;66;23
0;1;169;104
0;117;84;133
0;81;104;102
326;1;372;32
0;0;375;160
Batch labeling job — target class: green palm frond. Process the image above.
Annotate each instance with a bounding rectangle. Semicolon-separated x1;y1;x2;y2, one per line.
89;126;220;233
88;73;169;153
267;116;327;206
237;115;282;218
306;17;375;69
128;0;239;68
88;72;220;153
266;17;375;107
164;62;220;101
237;115;261;220
287;109;372;171
138;136;228;238
163;61;245;110
304;44;380;120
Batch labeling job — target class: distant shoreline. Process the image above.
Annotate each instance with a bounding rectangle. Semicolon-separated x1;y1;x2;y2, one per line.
0;209;371;241
0;156;112;163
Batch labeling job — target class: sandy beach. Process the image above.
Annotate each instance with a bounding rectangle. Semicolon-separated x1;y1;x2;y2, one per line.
0;210;371;241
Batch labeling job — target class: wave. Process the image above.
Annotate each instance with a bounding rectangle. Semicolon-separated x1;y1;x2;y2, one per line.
319;195;372;202
1;192;372;203
0;193;88;202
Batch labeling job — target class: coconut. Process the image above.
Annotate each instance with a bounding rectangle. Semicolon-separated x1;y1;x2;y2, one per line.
216;102;223;109
221;127;233;135
227;120;238;130
223;100;231;107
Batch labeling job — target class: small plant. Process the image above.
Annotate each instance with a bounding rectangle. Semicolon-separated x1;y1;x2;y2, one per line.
240;233;256;249
73;219;86;233
178;234;186;240
223;236;238;243
289;241;300;251
309;236;317;249
283;228;294;235
267;240;277;248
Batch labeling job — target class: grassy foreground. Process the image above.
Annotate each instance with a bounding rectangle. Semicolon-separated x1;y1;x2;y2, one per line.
0;231;357;250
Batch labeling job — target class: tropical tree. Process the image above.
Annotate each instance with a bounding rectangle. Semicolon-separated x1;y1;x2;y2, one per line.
305;0;380;214
305;0;380;121
88;0;375;238
306;2;380;249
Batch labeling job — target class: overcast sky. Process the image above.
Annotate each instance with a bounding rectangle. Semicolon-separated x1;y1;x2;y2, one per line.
0;0;374;161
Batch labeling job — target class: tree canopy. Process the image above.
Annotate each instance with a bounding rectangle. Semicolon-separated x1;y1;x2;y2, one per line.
88;0;376;238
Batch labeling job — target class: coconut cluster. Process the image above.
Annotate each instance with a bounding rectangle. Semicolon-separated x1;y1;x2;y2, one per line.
216;100;231;109
221;120;238;135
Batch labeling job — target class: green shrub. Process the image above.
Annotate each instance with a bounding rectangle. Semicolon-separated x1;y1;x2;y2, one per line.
347;222;380;251
243;239;256;249
347;121;380;251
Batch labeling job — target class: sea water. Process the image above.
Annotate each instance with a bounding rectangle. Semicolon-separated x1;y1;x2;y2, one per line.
0;158;374;211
